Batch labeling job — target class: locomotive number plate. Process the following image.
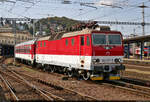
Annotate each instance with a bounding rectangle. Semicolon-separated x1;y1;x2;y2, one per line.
101;59;113;63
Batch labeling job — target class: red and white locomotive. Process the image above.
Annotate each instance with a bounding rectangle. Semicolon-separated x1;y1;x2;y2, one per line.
15;25;125;80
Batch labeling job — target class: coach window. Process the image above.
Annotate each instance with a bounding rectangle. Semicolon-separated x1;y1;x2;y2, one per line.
87;36;90;46
71;38;74;46
81;36;84;46
66;39;68;46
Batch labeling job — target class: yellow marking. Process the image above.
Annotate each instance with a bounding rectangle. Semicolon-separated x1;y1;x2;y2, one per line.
126;69;150;75
109;76;120;80
91;77;103;80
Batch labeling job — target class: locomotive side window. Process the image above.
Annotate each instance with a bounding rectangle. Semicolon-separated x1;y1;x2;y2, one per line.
44;42;46;47
87;36;90;46
66;39;68;46
81;36;84;46
71;38;74;46
40;42;42;47
108;35;121;45
92;34;106;45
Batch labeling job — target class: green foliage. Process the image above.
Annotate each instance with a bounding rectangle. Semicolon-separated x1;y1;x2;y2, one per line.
35;16;80;34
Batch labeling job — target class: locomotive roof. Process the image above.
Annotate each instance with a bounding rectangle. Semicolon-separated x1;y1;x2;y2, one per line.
37;28;92;41
15;39;36;47
62;28;92;38
62;28;121;38
37;28;121;41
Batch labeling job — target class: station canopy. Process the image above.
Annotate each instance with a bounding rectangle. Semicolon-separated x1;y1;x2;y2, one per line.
123;35;150;44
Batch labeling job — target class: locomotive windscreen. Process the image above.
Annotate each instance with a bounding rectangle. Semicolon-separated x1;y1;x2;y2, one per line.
92;34;106;45
92;34;122;45
108;35;121;45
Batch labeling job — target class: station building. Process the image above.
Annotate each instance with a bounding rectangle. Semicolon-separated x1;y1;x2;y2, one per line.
0;27;33;45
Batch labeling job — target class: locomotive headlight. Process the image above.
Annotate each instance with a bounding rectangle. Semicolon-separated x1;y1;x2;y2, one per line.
118;58;122;62
96;59;100;62
93;59;100;63
114;58;121;63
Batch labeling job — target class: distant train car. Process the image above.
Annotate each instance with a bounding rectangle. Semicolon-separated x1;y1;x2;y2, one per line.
135;47;150;56
15;40;36;64
35;27;125;80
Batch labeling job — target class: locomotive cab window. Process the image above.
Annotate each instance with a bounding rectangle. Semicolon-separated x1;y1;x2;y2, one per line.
108;34;121;45
81;36;84;46
92;34;106;45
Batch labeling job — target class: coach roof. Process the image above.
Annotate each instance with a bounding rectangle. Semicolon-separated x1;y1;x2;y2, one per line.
15;39;36;47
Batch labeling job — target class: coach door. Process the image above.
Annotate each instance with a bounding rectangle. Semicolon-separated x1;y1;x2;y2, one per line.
79;36;86;68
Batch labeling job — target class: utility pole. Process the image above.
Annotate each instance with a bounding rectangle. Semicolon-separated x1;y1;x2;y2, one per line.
39;22;42;36
138;2;148;36
13;20;16;64
33;19;35;39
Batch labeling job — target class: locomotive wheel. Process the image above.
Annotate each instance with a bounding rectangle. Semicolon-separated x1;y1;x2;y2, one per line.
43;66;49;72
82;72;90;80
67;70;73;77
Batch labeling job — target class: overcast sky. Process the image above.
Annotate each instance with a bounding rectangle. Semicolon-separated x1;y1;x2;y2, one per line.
0;0;150;36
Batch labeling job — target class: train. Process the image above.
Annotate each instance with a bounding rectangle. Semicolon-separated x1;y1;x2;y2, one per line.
15;24;125;80
124;45;150;57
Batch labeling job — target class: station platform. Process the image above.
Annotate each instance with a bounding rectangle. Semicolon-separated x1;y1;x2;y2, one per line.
123;58;150;66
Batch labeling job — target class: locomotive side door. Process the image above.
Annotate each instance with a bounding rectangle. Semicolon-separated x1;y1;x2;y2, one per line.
79;36;85;68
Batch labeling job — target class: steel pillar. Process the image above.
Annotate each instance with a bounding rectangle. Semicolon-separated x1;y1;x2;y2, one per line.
140;42;144;60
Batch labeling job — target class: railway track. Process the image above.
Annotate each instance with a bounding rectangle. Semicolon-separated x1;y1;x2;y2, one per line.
13;62;150;98
121;77;150;87
101;79;150;98
3;58;150;100
1;66;98;101
0;69;52;101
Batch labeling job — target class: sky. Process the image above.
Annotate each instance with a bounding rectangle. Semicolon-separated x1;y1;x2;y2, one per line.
0;0;150;37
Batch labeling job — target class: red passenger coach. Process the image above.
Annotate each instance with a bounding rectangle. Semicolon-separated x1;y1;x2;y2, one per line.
15;40;36;64
35;26;125;80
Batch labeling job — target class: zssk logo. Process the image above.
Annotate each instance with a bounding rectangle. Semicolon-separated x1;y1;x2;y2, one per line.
106;51;110;56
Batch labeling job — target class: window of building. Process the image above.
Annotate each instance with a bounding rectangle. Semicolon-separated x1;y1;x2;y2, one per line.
71;38;74;46
22;36;24;40
81;36;84;46
87;36;90;46
66;39;68;46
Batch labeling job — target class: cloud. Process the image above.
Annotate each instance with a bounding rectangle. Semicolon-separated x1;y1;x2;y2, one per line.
95;0;129;7
95;0;116;6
